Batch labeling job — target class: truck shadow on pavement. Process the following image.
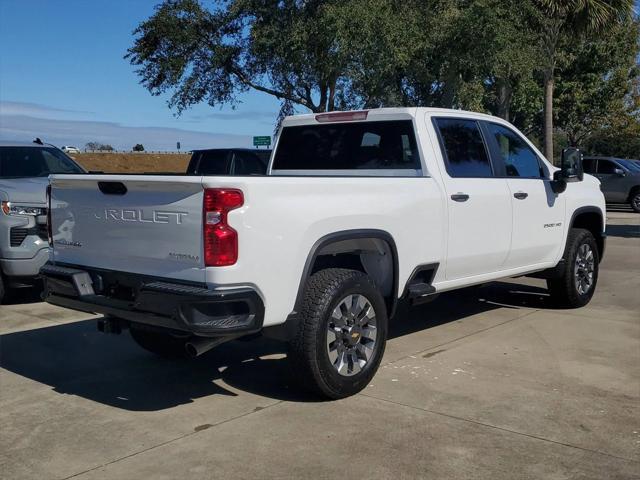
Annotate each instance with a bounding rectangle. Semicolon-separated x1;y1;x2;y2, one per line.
0;281;553;410
3;285;43;305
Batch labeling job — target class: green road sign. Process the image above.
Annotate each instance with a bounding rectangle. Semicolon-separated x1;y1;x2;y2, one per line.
253;136;271;147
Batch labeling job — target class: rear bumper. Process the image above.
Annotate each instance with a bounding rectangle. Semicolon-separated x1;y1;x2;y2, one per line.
40;263;264;337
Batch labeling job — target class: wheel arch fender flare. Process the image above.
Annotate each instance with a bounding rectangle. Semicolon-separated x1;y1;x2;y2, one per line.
568;206;606;260
291;229;400;318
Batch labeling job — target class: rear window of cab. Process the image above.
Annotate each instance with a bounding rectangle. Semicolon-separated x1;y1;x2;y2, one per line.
272;120;421;171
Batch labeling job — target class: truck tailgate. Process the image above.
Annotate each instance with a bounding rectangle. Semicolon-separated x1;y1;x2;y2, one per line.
50;175;205;283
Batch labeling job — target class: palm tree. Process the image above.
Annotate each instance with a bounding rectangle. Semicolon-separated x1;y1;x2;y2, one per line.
536;0;634;162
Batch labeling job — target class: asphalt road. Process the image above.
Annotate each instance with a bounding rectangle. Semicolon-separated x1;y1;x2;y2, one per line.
1;212;638;480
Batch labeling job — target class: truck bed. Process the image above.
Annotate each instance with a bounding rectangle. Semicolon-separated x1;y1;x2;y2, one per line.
49;173;443;327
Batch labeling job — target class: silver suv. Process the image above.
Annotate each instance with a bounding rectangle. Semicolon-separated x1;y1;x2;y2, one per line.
0;141;84;302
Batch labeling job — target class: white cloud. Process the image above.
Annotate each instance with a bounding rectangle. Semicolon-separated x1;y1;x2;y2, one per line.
0;101;94;118
0;103;253;151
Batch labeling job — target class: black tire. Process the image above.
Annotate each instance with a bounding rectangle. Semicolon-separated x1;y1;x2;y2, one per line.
547;228;599;308
288;268;388;399
630;189;640;213
129;324;188;358
0;273;5;305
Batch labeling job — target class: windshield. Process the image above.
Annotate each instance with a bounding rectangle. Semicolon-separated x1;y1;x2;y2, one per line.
0;146;84;178
618;159;640;172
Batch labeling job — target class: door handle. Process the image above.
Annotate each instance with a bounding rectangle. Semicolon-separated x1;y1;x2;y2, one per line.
450;193;470;202
513;191;528;200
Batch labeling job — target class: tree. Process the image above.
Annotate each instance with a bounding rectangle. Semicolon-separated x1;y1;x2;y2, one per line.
126;0;422;118
128;0;639;157
85;142;114;152
133;143;145;152
555;16;639;147
532;0;634;161
583;114;640;158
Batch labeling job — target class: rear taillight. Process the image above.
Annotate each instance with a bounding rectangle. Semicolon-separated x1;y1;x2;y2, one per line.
203;188;243;266
46;184;52;246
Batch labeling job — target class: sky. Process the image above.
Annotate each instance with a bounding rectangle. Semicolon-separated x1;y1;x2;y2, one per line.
0;0;282;151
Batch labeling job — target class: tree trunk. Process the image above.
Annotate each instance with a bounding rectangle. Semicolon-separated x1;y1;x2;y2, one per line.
543;70;554;162
440;68;459;108
318;82;328;113
327;78;336;111
496;78;512;121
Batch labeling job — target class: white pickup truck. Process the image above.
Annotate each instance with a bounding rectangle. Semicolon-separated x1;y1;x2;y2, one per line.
41;108;606;399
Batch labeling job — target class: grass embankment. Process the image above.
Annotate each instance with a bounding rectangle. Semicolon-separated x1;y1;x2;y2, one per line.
71;153;191;173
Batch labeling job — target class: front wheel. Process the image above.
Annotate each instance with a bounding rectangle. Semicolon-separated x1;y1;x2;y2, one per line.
288;268;388;399
630;190;640;213
547;228;599;308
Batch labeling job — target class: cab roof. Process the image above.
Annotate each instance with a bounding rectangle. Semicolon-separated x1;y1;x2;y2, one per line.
281;107;502;127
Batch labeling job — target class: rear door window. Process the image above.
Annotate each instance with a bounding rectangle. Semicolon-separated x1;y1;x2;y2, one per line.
233;151;268;175
434;118;493;178
191;150;231;175
272;120;421;171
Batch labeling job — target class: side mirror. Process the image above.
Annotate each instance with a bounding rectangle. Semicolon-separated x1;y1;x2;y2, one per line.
551;170;567;194
551;147;584;194
560;147;584;183
614;168;626;177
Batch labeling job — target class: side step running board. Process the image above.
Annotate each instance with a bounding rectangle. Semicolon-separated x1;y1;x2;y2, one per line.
407;282;436;299
408;283;438;305
404;263;440;306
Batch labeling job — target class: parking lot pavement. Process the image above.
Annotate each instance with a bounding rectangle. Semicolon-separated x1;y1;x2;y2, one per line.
1;212;638;480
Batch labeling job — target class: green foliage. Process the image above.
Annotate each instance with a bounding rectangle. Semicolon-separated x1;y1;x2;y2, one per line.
133;144;145;152
555;17;639;144
127;0;422;115
529;0;635;159
128;0;639;158
85;142;114;151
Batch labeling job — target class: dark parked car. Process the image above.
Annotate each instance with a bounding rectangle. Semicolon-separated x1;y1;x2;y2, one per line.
583;156;640;212
187;148;271;176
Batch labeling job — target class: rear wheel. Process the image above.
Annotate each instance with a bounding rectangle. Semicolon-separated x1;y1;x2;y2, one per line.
129;324;188;358
547;228;599;308
288;268;388;399
630;190;640;213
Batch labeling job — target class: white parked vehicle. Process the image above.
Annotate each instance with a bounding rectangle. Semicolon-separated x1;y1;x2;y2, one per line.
60;146;80;154
41;108;606;398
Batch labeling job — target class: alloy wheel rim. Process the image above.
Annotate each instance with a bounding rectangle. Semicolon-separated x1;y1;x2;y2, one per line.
326;294;377;377
574;243;595;295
